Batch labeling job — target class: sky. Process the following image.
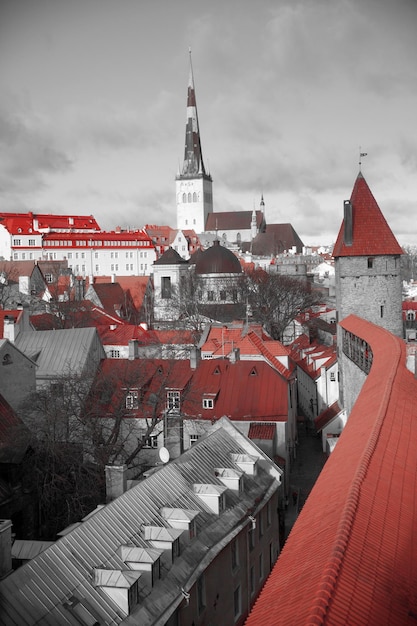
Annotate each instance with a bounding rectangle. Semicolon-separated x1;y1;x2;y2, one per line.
1;0;417;247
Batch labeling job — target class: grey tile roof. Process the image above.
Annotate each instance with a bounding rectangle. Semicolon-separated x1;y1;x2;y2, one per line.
0;418;282;625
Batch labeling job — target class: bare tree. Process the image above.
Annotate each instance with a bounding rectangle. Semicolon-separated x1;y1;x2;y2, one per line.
19;360;195;538
241;268;320;340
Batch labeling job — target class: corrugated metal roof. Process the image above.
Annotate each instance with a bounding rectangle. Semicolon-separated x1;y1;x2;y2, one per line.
0;419;281;625
246;315;417;625
15;327;105;380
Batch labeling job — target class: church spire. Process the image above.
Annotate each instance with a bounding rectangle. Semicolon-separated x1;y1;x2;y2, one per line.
181;49;207;177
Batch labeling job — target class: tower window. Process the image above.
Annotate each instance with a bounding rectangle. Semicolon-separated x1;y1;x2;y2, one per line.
380;305;384;318
182;193;187;202
161;276;172;299
193;192;197;202
188;192;192;202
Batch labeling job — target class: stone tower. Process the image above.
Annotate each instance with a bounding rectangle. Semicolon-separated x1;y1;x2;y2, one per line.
333;171;403;337
333;172;403;414
176;51;213;234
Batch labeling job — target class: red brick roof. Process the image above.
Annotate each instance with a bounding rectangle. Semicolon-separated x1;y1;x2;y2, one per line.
246;314;417;625
333;173;403;257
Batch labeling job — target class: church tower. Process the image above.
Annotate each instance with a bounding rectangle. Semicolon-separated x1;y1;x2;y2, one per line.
176;52;213;234
333;171;403;338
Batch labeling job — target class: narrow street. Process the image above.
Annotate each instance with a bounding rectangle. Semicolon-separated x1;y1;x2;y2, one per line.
284;424;328;540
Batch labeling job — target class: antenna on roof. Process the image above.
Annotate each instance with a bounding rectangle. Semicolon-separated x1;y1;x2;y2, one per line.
359;146;368;171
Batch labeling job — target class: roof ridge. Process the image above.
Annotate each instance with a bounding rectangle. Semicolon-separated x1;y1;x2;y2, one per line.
307;319;403;624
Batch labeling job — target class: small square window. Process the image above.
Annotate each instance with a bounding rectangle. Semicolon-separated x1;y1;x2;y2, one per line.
202;398;214;409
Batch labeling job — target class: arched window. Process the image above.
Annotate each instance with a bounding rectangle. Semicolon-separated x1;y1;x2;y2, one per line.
182;193;187;203
193;192;197;202
236;233;241;245
188;192;192;202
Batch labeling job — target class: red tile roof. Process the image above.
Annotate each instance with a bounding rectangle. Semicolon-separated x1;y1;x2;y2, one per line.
0;212;101;234
246;314;417;625
248;422;276;440
89;357;291;423
183;359;290;421
205;210;264;231
0;310;24;338
333;173;403;257
314;400;342;432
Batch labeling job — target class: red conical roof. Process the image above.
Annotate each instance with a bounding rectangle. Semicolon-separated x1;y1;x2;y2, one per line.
333;173;403;257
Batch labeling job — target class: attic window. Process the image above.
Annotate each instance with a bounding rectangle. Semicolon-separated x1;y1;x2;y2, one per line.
126;390;139;410
213;366;220;375
203;398;214;409
167;390;180;413
249;367;258;376
2;354;12;366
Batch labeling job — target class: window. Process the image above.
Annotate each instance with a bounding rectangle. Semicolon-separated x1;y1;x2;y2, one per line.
21;253;26;260
202;398;214;409
233;585;241;619
44;274;53;283
330;371;336;381
110;349;121;358
380;305;384;318
207;291;214;301
367;257;374;269
141;434;158;448
161;276;171;299
2;354;12;366
95;265;99;272
189;434;200;446
220;290;226;300
192;192;197;202
29;239;35;246
13;239;21;246
197;575;206;614
167;390;180;413
258;510;264;538
231;539;239;570
126;391;139;409
182;193;187;203
68;252;72;259
95;252;99;258
267;500;272;526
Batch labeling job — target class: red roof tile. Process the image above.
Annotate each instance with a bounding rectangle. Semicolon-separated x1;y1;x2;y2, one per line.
246;314;417;625
248;422;276;440
205;210;264;231
333;173;403;257
314;401;342;431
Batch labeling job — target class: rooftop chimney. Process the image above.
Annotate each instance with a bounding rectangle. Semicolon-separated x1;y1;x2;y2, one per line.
343;200;353;246
128;339;139;360
3;316;16;343
190;346;201;370
105;465;127;503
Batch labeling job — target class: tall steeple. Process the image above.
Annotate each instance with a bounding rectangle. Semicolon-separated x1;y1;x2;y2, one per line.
176;51;213;234
181;50;207;177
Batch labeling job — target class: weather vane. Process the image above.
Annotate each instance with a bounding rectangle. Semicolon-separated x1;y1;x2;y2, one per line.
359;146;368;171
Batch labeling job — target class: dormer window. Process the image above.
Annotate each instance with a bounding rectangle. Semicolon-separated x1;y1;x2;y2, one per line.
203;398;214;409
126;390;139;410
167;390;180;413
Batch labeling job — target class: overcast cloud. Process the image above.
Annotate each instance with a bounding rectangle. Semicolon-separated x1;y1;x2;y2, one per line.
0;0;416;245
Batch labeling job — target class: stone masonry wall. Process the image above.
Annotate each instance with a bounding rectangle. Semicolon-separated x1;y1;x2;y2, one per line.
335;255;403;338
